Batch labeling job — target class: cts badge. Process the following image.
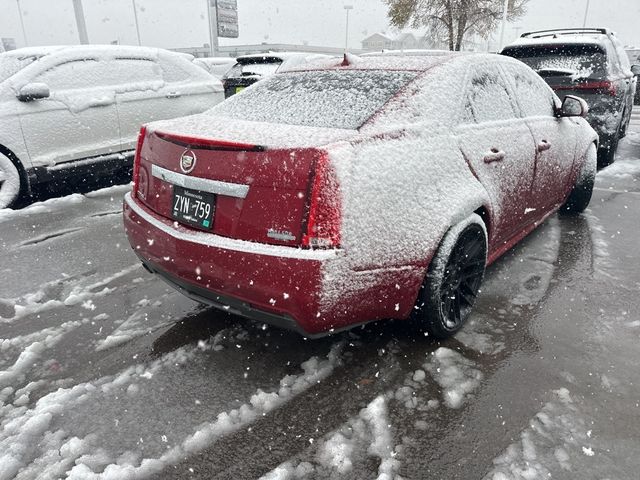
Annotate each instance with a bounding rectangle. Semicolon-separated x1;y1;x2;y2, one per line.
180;150;197;174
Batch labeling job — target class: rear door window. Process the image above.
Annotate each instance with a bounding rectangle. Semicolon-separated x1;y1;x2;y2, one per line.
465;66;518;123
504;63;556;117
503;44;607;80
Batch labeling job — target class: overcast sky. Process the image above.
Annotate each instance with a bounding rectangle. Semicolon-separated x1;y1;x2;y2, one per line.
1;0;640;52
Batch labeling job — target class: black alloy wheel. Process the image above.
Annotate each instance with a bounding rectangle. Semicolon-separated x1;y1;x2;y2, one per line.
413;219;487;339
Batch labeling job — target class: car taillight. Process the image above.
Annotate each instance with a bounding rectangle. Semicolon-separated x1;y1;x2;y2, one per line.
561;80;617;96
302;154;341;249
132;126;147;196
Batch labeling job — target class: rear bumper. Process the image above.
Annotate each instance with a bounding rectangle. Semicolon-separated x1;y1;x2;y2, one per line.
123;192;338;336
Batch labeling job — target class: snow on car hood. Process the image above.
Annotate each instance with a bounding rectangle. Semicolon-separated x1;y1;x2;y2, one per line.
147;113;363;149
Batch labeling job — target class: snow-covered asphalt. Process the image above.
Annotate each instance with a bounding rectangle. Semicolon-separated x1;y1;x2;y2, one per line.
1;123;640;479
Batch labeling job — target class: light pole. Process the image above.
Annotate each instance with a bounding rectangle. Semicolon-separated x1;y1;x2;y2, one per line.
344;5;353;53
498;0;509;51
132;0;142;45
582;0;591;27
72;0;89;44
206;0;219;57
16;0;28;46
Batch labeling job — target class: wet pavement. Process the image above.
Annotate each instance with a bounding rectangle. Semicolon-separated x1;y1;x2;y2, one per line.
1;126;639;479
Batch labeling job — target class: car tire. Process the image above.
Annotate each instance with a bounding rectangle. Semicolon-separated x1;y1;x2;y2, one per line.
618;108;629;139
597;129;620;170
561;143;597;215
412;214;487;339
0;152;23;209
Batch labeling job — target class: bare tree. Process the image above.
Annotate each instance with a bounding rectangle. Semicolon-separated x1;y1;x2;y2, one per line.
385;0;529;51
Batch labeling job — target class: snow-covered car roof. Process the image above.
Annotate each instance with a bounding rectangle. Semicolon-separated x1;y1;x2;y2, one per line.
281;51;466;73
361;49;454;57
235;51;329;63
1;44;192;60
194;57;236;66
506;35;609;49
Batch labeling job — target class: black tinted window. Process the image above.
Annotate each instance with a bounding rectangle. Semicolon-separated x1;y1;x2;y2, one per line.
503;44;607;79
225;60;282;78
210;70;419;129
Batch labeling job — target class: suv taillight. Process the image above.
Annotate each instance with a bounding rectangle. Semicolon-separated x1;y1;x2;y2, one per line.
302;154;341;249
132;126;147;196
570;80;617;96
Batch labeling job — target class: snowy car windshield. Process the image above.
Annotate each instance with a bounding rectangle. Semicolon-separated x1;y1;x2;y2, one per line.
0;54;40;83
503;44;607;78
209;70;419;129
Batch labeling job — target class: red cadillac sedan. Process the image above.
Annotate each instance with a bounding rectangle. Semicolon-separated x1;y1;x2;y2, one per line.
123;53;597;338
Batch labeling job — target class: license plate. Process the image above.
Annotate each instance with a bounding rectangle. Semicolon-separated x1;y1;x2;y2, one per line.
171;186;215;230
235;86;245;94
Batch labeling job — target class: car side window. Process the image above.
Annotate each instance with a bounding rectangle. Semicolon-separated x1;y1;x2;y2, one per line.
158;58;192;83
36;59;103;91
36;58;163;91
465;66;517;123
611;37;632;74
107;59;163;86
507;65;556;117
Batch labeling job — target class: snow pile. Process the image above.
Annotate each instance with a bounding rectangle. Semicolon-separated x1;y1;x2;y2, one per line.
0;337;344;479
258;395;400;480
596;158;640;179
425;347;483;409
0;184;130;223
95;293;175;351
1;265;140;324
483;388;597;480
0;319;84;393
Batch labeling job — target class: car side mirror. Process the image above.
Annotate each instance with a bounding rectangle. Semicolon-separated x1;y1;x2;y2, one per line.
631;65;640;76
557;95;588;118
17;83;50;102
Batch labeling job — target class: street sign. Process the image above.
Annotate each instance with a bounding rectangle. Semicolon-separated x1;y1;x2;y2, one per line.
212;0;239;38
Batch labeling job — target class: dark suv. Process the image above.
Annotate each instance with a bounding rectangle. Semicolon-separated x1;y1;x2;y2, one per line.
221;52;328;98
502;28;638;168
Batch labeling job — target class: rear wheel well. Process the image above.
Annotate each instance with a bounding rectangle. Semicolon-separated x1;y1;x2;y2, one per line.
0;144;30;199
474;206;491;243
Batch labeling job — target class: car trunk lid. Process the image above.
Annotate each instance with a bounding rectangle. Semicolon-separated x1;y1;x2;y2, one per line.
134;125;350;248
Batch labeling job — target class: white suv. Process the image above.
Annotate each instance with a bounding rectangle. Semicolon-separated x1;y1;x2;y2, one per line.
0;45;224;208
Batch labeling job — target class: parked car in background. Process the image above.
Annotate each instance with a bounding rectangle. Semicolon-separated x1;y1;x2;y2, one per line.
221;52;329;98
502;28;638;168
124;53;597;339
0;45;224;209
361;49;454;57
626;48;640;104
193;56;236;79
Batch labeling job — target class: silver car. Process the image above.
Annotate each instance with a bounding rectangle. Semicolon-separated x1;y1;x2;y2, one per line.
0;45;224;208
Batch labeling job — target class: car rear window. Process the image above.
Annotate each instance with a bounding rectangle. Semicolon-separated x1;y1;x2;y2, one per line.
503;44;607;79
209;70;419;129
225;60;282;78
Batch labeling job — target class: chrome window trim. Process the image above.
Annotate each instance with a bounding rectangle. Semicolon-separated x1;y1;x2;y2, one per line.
151;164;249;199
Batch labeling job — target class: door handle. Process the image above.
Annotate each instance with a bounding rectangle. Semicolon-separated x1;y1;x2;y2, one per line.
537;140;551;152
166;92;182;99
483;148;505;163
